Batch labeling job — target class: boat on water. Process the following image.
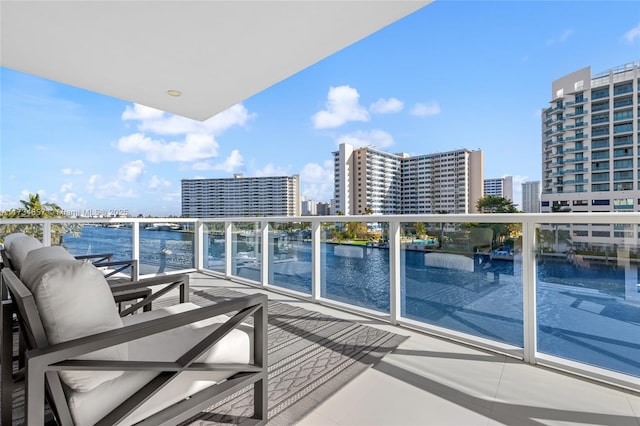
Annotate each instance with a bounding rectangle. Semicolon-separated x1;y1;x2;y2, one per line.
489;247;514;261
144;223;181;231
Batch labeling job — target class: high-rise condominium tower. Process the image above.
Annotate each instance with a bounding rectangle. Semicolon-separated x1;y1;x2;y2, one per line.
181;174;300;217
541;61;639;248
333;143;484;215
521;181;541;213
542;62;639;211
484;176;514;201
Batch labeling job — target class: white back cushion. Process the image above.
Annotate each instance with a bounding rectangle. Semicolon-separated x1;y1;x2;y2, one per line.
7;236;43;273
31;259;126;391
3;232;28;250
20;246;76;287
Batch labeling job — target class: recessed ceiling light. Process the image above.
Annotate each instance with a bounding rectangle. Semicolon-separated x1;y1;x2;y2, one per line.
167;89;182;97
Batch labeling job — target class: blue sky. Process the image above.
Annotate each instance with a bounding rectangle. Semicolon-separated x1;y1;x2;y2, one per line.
1;1;639;217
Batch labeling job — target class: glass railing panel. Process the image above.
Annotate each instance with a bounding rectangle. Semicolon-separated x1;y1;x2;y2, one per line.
138;222;194;275
231;221;261;282
320;221;390;313
63;222;133;261
0;222;46;244
536;223;640;377
203;221;226;273
267;222;312;294
401;221;524;347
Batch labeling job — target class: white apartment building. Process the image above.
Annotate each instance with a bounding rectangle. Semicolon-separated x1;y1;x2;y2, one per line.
333;143;483;215
484;176;513;201
181;174;300;217
541;61;639;249
522;181;541;213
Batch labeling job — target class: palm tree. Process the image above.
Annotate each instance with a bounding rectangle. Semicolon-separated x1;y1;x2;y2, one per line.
1;193;79;244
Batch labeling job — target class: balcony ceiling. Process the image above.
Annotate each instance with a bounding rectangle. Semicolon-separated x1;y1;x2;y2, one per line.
1;0;430;121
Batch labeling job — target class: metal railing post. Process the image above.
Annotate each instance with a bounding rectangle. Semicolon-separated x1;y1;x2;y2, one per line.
522;219;538;364
261;221;269;286
389;220;401;325
132;221;140;280
225;221;233;278
195;220;204;271
312;221;321;301
42;222;52;246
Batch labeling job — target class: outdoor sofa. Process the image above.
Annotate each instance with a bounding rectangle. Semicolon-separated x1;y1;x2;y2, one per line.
0;233;267;425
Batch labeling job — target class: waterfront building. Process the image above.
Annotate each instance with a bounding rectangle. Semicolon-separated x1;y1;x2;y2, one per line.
301;200;317;216
522;181;541;213
316;202;331;216
181;174;300;217
541;61;640;249
333;143;483;215
484;176;513;201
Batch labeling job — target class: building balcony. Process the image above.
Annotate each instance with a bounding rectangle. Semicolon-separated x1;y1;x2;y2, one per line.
563;146;589;153
564;157;588;164
563;167;589;174
565;98;589;106
566;111;588;117
2;213;640;426
564;134;588;141
563;179;589;184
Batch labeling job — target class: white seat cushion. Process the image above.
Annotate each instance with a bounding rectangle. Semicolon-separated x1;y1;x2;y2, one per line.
29;260;127;391
6;235;43;273
67;303;254;425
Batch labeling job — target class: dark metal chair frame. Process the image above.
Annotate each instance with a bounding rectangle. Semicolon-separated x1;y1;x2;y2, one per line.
1;268;268;425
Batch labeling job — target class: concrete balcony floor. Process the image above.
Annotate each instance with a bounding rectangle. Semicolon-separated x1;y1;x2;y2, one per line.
190;272;640;426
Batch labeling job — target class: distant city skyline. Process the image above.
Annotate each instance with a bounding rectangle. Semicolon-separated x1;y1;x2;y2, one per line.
1;1;638;216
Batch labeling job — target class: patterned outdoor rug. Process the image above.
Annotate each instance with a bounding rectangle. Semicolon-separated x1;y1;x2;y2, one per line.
175;287;408;425
3;286;407;425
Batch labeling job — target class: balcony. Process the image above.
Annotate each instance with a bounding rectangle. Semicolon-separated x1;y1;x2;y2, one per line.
2;214;639;405
563;179;589;184
564;134;588;141
564;157;588;164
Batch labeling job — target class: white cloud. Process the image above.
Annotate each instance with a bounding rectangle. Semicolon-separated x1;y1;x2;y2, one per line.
623;23;640;42
117;132;219;163
118;160;145;182
63;192;85;208
192;149;244;172
547;29;574;45
121;104;165;121
300;160;334;201
312;85;369;129
62;168;83;175
410;101;441;117
255;163;291;177
122;103;253;136
337;129;395;149
86;170;138;199
60;183;73;193
370;97;403;114
148;175;172;191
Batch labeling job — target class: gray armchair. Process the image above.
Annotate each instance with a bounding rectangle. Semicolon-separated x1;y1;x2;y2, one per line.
1;247;267;425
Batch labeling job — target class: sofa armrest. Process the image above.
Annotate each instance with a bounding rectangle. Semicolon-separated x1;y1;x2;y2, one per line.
74;253;114;263
109;273;190;316
93;259;138;281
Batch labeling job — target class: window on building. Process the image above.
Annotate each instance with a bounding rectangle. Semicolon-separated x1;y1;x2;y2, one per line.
613;122;633;134
592;88;609;100
614;182;634;191
592;231;611;237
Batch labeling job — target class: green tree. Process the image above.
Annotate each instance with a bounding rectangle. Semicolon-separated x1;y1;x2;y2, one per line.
476;195;519;213
1;193;79;244
474;196;521;249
